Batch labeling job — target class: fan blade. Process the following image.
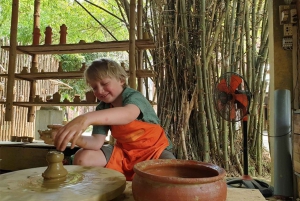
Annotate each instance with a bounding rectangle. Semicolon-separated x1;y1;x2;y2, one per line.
230;75;242;92
217;79;230;93
235;94;248;108
235;94;248;116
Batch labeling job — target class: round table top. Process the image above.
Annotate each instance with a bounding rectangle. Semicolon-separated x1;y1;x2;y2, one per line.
0;165;126;201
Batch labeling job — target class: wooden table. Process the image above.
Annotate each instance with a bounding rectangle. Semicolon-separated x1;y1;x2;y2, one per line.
0;142;79;171
112;181;266;201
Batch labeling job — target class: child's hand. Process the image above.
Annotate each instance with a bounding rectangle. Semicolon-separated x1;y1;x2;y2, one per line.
52;115;89;151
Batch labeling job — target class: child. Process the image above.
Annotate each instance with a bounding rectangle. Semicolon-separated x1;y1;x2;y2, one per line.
53;58;175;180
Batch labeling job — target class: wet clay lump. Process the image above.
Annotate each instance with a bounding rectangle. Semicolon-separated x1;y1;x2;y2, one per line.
42;151;68;182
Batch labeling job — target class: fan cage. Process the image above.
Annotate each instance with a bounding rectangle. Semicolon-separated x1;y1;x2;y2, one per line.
213;72;251;122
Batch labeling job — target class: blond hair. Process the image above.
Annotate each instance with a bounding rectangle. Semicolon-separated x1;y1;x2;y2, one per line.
84;58;128;86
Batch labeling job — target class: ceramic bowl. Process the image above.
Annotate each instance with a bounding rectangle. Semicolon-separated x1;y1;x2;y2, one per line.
132;159;227;201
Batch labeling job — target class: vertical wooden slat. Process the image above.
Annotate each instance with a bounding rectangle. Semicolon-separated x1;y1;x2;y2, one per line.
293;25;298;109
137;0;143;92
5;0;19;121
129;0;136;89
28;0;40;122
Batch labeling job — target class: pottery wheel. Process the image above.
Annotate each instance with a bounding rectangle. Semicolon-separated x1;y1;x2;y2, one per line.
0;165;126;201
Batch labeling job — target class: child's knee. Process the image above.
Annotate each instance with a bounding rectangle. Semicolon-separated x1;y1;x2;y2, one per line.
159;150;176;159
73;149;87;165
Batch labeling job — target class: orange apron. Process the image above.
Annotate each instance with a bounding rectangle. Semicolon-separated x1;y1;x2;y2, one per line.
105;120;169;181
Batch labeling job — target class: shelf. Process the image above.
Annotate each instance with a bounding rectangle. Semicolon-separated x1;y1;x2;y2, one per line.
0;69;156;81
0;102;98;107
1;40;155;55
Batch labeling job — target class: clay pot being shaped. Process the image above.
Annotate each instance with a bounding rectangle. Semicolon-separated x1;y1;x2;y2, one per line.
132;159;227;201
42;151;68;182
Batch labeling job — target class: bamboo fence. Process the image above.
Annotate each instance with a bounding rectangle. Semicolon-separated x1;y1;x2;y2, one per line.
143;0;269;177
0;38;59;141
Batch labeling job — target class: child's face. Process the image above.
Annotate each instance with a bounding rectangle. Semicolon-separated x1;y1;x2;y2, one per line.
89;76;125;105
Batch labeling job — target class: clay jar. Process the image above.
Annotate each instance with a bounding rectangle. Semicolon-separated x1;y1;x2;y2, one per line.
132;159;227;201
32;27;41;45
59;24;67;44
85;90;96;102
53;92;61;102
44;26;53;45
73;95;81;103
42;151;68;182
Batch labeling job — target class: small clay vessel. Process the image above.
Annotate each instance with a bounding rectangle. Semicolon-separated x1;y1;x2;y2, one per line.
16;137;22;142
21;136;29;142
73;95;81;103
10;136;17;142
44;26;53;45
20;66;29;74
28;137;34;143
85;90;96;102
63;98;70;103
42;151;68;182
59;24;67;44
58;61;63;72
34;95;40;102
31;66;38;73
53;92;61;102
32;27;41;45
132;159;227;201
143;32;149;39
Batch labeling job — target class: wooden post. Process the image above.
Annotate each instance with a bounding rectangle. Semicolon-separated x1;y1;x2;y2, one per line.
5;0;19;121
137;0;143;93
28;0;40;122
129;0;136;89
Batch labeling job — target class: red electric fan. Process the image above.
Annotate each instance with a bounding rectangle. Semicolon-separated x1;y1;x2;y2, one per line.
213;72;273;197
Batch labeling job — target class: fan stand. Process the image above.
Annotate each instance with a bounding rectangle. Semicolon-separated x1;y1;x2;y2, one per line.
226;119;273;197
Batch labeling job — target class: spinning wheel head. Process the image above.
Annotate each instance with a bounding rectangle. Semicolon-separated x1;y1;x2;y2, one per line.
0;166;126;201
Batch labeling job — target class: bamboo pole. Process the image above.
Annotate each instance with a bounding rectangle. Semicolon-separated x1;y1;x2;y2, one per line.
28;0;40;122
129;0;136;89
5;0;19;121
137;0;143;92
199;0;210;162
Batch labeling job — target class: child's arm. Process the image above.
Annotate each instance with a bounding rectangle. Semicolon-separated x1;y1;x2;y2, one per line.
74;134;106;150
53;104;140;151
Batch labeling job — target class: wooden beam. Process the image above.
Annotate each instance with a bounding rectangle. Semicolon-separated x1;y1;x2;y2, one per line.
137;0;143;93
28;0;41;122
1;40;155;54
5;0;19;121
129;0;136;89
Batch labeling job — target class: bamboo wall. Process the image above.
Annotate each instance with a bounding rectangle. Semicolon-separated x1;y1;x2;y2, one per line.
0;38;59;141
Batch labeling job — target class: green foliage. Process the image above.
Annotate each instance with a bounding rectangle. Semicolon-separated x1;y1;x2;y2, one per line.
57;54;87;99
0;0;128;44
0;0;130;109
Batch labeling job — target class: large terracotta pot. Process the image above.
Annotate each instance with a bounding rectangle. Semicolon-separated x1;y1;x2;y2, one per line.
132;159;227;201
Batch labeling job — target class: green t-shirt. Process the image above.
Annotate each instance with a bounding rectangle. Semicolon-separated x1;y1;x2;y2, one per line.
92;87;172;150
